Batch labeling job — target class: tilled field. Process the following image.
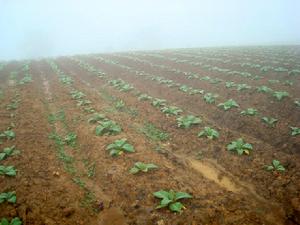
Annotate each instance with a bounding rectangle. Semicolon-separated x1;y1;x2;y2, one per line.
0;46;300;225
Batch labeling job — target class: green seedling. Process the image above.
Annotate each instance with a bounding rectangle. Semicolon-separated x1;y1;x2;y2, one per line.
59;75;73;85
106;138;134;156
198;127;219;140
176;115;201;128
179;85;190;93
262;117;278;127
240;108;258;116
0;191;16;204
236;84;251;91
0;217;22;225
294;100;300;107
6;100;19;111
96;120;121;136
268;79;280;84
76;99;91;106
218;99;239;111
152;98;167;107
138;94;152;101
203;93;218;104
256;86;273;93
140;123;169;141
129;162;158;174
115;100;125;109
0;146;20;161
153;190;192;213
273;91;289;101
70;90;85;99
227;138;253;155
88;113;106;124
189;89;204;95
0;130;15;141
288;69;300;76
0;165;17;176
225;81;236;88
290;127;300;136
19;74;32;84
161;106;183;116
83;107;95;113
64;132;77;147
283;80;293;86
265;160;285;172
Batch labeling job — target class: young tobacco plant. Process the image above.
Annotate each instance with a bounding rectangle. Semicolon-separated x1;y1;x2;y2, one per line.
152;98;167;107
203;93;218;104
106;138;134;156
138;94;152;101
88;113;106;124
240;108;258;116
227;138;253;155
265;160;285;172
290;127;300;136
225;81;236;88
218;99;239;111
0;146;20;161
262;117;278;127
95;120;121;136
0;217;22;225
0;165;17;176
129;162;158;174
236;84;251;91
0;130;15;141
64;132;77;147
176;115;201;128
70;90;85;100
161;106;183;116
256;86;273;93
153;190;192;213
273;91;289;101
198;127;219;140
295;100;300;107
0;191;16;204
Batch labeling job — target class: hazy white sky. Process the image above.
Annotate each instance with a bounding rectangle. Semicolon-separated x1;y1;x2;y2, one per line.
0;0;299;60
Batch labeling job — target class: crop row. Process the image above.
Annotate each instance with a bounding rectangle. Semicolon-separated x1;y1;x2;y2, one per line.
90;55;299;140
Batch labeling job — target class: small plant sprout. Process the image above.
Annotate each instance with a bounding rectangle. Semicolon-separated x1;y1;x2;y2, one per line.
0;217;22;225
236;84;251;91
153;190;192;213
240;108;258;116
189;89;204;95
152;98;167;107
262;117;278;127
218;99;239;111
129;162;158;174
273;91;289;101
106;138;135;156
0;165;17;176
290;127;300;136
70;90;85;99
161;106;183;116
0;130;16;141
265;160;285;172
177;115;201;128
115;100;125;110
64;133;77;147
225;81;236;88
0;191;16;204
0;146;20;161
198;127;219;140
203;93;218;104
88;113;106;124
295;100;300;107
138;94;152;101
227;138;253;155
95;120;121;136
256;86;273;93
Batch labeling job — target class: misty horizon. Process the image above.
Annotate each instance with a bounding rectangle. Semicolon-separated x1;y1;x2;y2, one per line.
1;0;300;61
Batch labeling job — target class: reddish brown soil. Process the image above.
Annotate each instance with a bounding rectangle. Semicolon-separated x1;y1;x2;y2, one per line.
1;47;300;225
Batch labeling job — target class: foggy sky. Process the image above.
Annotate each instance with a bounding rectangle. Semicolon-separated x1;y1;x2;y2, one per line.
0;0;299;60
